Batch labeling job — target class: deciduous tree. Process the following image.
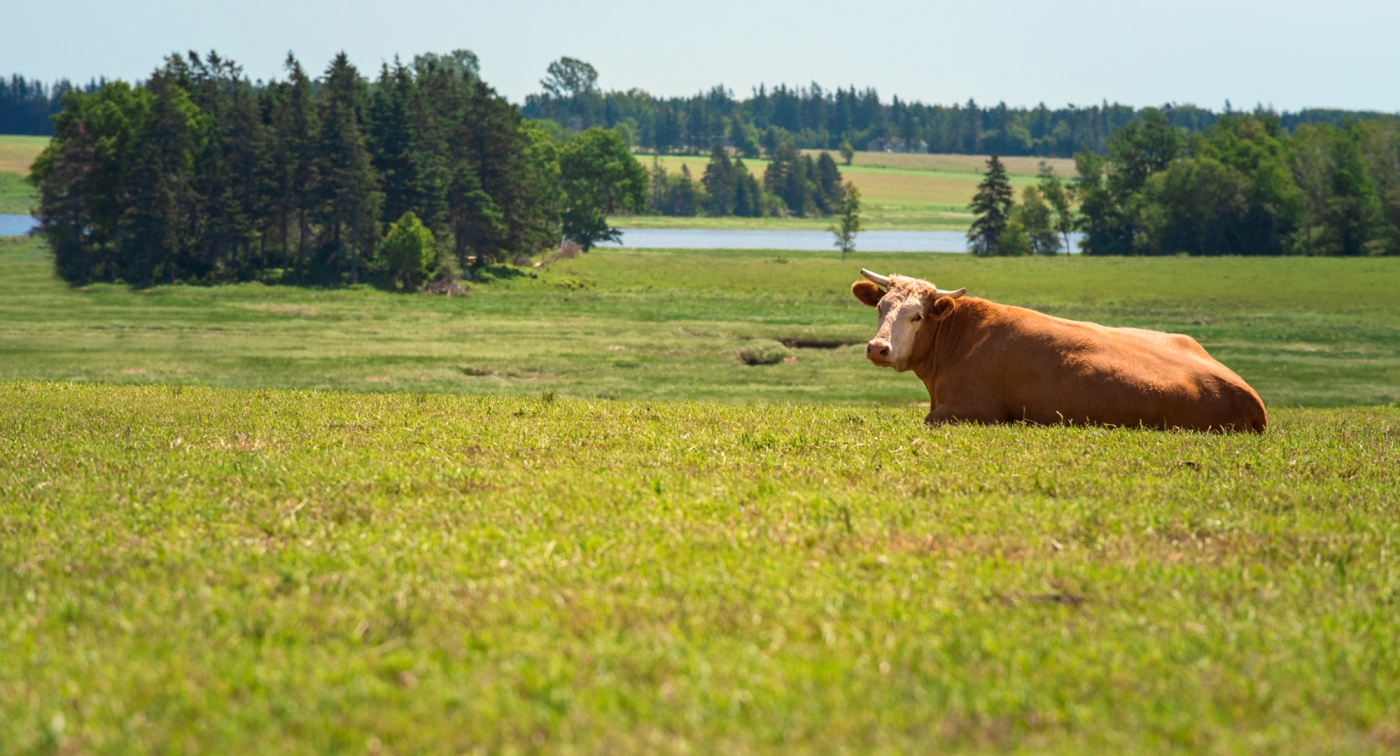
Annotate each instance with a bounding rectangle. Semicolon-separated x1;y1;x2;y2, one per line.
559;127;646;250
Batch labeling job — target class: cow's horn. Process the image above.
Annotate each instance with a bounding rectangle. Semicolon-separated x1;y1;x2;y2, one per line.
860;269;890;287
935;287;967;299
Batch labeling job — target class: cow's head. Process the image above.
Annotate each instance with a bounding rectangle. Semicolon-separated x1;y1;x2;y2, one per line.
852;269;965;371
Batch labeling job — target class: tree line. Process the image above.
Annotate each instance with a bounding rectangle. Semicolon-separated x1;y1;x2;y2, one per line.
647;143;847;219
30;51;647;287
12;59;1398;157
522;58;1399;158
0;75;105;135
967;109;1400;256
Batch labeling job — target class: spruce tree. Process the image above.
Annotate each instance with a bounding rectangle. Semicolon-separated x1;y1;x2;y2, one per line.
814;151;844;215
967;154;1014;255
125;69;202;285
316;53;382;283
369;62;415;228
732;159;762;217
701;144;736;216
279;55;320;278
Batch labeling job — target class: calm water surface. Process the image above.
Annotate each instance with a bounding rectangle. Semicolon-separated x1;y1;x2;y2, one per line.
601;227;1082;253
1;216;1085;253
0;214;35;236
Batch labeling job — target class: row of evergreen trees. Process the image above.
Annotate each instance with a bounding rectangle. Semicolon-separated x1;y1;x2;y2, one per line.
522;59;1399;158
30;51;635;287
967;109;1400;256
647;143;846;219
0;75;101;135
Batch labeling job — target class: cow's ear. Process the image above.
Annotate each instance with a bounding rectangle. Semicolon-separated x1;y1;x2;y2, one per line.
852;281;885;307
927;296;957;320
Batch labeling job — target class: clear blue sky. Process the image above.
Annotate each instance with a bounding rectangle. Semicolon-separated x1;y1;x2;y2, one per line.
6;0;1398;112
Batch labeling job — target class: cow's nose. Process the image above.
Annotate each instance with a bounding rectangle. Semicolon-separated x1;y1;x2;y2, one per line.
867;339;891;360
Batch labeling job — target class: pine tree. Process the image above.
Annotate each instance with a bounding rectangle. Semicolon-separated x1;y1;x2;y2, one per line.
369;62;416;228
406;85;451;239
701;144;736;216
732;159;763;217
814;151;844;214
967;154;1014;255
124;69;203;285
316;53;382;283
279;55;320;278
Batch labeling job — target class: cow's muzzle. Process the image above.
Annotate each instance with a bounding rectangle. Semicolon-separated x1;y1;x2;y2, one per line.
866;338;893;366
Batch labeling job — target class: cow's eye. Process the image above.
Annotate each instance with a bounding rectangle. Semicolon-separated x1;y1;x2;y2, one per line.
912;314;922;322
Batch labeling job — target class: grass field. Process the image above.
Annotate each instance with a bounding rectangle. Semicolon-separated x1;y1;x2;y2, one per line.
0;237;1398;408
0;135;44;214
2;384;1398;753
0;172;37;214
2;235;1399;752
837;151;1077;177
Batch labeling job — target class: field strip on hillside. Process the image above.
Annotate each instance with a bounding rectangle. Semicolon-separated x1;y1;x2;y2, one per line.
0;134;47;175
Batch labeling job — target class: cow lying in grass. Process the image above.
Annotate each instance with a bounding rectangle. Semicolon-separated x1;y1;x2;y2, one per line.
853;269;1267;432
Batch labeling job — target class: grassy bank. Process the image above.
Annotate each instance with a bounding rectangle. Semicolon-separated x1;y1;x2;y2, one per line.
0;172;36;214
1;383;1397;753
0;135;44;214
0;237;1397;407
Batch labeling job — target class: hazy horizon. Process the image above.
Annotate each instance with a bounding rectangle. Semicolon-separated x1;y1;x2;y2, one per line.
5;0;1398;113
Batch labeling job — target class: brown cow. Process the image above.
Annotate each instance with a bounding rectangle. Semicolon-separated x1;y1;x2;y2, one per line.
852;269;1267;432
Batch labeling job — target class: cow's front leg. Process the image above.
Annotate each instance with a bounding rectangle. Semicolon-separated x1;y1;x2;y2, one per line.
925;404;961;426
925;403;1000;426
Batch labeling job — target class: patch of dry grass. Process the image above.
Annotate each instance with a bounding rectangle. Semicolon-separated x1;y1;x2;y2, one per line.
0;135;47;175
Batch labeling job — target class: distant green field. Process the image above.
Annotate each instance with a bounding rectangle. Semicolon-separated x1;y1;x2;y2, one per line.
2;383;1397;753
0;237;1397;407
0;134;43;214
626;152;1055;230
0;171;36;214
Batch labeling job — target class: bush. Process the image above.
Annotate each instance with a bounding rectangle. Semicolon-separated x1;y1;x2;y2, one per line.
738;342;791;365
381;212;434;291
998;219;1032;257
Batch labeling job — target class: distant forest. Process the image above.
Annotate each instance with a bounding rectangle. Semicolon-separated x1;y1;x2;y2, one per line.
7;62;1399;157
522;59;1399;157
0;76;102;135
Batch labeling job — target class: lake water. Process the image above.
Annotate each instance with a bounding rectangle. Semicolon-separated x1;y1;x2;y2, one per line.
0;214;36;236
600;227;1082;253
0;215;1084;253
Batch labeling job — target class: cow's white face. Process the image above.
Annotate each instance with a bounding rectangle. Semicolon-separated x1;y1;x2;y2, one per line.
868;285;927;371
852;273;963;372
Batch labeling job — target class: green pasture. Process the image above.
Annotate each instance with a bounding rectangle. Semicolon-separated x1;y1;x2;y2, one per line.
0;134;43;214
2;383;1397;753
0;237;1397;408
2;236;1399;752
0;171;36;214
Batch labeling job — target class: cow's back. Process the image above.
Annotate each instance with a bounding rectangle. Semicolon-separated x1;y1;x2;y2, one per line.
937;300;1266;432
